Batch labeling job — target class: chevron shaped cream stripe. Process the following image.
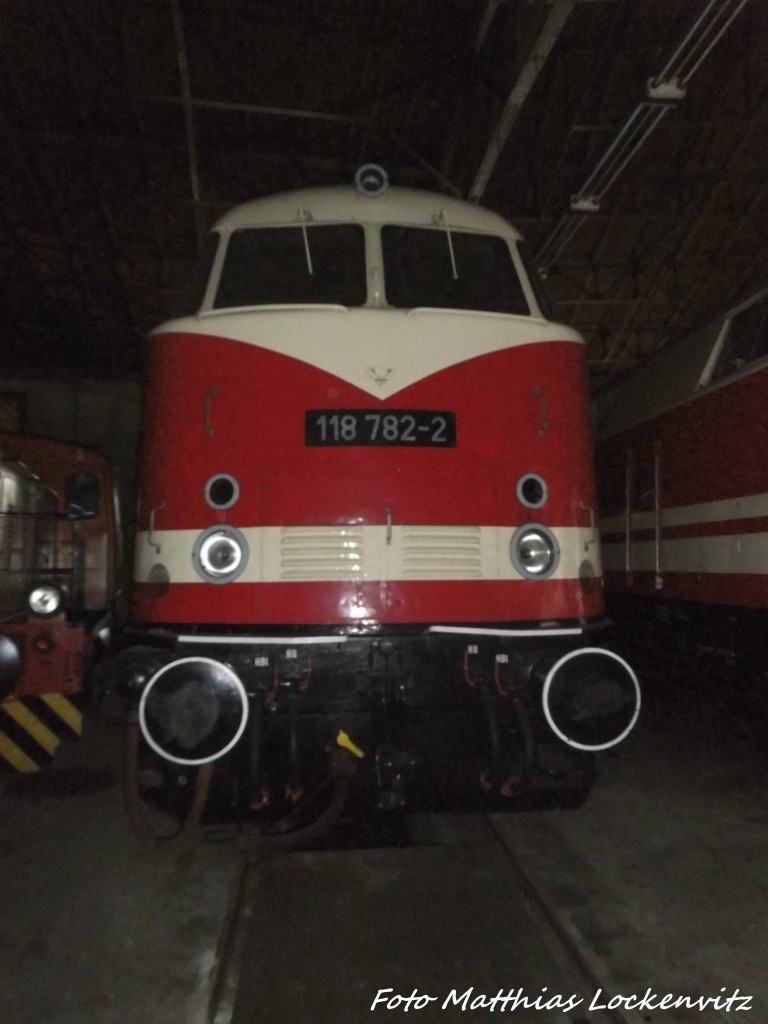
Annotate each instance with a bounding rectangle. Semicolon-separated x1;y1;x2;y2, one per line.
156;308;582;400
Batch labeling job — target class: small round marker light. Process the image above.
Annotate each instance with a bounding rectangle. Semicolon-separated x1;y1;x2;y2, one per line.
516;473;547;509
205;474;239;510
353;164;389;198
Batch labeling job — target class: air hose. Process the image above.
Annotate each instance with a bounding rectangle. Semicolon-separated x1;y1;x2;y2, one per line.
243;746;360;856
123;718;213;841
124;720;360;851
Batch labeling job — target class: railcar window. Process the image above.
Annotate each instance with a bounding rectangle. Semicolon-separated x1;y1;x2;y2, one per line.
65;473;99;518
381;226;530;314
711;296;768;381
214;225;367;308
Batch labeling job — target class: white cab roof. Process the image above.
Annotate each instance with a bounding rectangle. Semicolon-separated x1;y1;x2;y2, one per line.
212;185;522;237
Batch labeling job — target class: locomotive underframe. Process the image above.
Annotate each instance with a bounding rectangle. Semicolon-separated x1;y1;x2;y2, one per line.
115;620;617;819
606;591;768;729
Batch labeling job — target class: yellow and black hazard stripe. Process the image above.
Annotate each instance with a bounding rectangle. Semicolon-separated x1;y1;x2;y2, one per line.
0;694;83;773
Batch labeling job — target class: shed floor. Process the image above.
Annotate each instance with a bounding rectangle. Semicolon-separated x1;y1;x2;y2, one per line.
0;707;765;1023
490;721;768;1022
230;842;600;1024
0;720;238;1024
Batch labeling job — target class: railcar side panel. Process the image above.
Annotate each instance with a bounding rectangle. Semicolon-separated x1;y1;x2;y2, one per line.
599;363;768;607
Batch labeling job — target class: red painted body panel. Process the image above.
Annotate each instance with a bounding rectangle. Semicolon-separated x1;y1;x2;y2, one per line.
2;618;84;696
597;364;768;609
599;365;768;517
134;578;602;626
136;331;599;626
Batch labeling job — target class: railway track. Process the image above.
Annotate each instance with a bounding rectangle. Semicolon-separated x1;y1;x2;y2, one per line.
479;817;757;1024
203;815;751;1024
480;816;632;1024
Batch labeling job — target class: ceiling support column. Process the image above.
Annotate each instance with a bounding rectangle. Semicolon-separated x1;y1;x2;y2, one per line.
170;0;205;252
468;0;575;202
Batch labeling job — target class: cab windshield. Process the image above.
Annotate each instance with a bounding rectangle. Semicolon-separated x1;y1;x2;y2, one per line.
381;225;530;314
214;224;367;308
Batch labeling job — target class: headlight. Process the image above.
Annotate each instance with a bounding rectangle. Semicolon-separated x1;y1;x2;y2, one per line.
201;534;242;575
28;583;64;617
193;526;249;584
510;524;560;580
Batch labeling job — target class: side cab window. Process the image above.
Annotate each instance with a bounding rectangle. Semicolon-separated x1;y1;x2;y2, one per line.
65;473;100;518
711;296;768;383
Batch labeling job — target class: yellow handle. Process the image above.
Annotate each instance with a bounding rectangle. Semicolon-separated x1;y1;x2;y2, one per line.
336;730;364;759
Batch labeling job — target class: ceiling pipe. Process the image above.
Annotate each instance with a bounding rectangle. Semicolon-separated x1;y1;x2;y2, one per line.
537;0;748;276
651;0;747;90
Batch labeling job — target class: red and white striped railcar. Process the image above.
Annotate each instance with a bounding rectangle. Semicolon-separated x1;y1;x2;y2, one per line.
596;286;768;674
120;167;638;821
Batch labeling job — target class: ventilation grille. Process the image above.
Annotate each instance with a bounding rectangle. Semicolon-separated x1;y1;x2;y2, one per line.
279;527;364;581
401;526;483;579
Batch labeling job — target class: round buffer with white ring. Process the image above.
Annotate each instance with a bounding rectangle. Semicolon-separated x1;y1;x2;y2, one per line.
139;657;249;765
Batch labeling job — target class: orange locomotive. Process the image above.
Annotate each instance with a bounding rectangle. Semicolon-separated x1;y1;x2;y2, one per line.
0;433;118;771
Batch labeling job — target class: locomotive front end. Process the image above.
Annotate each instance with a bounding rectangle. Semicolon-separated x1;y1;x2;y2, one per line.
120;170;639;826
0;438;117;772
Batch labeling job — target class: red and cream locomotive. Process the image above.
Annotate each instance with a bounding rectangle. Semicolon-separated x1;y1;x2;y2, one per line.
118;166;639;822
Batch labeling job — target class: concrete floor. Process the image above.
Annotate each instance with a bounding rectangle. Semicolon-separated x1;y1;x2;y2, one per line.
0;720;239;1024
231;842;605;1024
0;704;766;1024
492;721;768;1023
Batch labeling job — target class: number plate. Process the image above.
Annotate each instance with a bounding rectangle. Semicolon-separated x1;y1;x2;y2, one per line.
305;410;456;447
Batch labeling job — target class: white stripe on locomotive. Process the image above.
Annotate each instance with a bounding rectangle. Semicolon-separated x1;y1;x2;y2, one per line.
135;523;600;584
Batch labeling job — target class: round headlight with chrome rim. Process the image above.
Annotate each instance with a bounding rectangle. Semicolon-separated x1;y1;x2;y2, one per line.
192;525;249;584
28;583;65;617
510;524;560;581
